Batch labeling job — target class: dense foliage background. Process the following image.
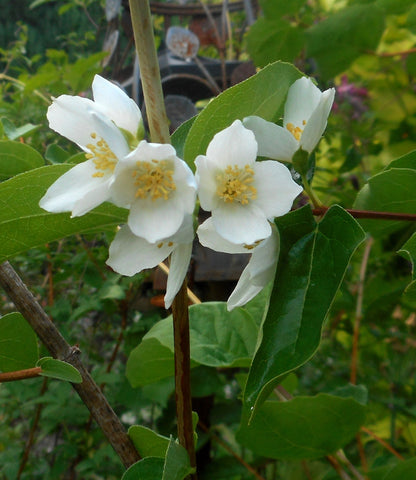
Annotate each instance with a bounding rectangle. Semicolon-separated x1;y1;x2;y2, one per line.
1;0;416;479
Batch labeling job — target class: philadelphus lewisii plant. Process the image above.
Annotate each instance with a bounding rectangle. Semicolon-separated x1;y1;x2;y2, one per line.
195;120;303;245
243;76;335;162
40;75;144;217
198;218;279;310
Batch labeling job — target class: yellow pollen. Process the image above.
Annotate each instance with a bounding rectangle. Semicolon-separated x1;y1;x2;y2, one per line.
157;242;164;248
133;159;176;201
243;239;263;250
86;133;117;178
286;122;305;141
216;164;257;205
168;242;174;247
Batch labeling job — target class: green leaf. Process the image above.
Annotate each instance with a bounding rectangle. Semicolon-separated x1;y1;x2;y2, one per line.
126;338;175;387
246;19;304;68
121;457;164;480
306;4;385;79
244;206;365;412
37;357;82;383
171;116;196;166
376;0;415;14
382;457;416;479
183;61;301;164
128;425;169;458
44;143;70;164
1;118;40;141
385;149;416;170
260;0;306;16
162;438;194;480
407;4;416;34
354;168;416;236
0;165;127;262
127;302;258;387
237;393;367;460
0;312;38;372
0;140;44;181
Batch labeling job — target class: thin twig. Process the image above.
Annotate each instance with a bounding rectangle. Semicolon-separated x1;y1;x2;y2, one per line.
198;421;266;480
158;262;201;305
312;207;416;222
327;455;353;480
361;426;404;460
0;367;42;382
0;261;140;468
367;47;416;57
350;237;373;384
336;450;366;480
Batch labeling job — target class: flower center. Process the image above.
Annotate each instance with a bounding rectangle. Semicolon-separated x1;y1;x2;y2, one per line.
86;133;117;178
286;120;307;141
216;164;257;205
133;159;176;201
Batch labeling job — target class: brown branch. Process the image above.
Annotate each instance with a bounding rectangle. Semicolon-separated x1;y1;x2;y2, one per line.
0;367;42;382
361;426;404;460
198;421;266;480
0;261;140;469
172;281;197;478
312;207;416;222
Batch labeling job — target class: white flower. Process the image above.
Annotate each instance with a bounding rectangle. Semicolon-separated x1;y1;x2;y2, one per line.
195;120;302;245
243;77;335;161
198;218;279;310
109;140;197;243
40;75;143;217
106;216;194;309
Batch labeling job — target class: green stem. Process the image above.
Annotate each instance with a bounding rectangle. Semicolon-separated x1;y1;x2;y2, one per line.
128;2;196;476
302;175;323;209
0;73;50;104
128;0;170;144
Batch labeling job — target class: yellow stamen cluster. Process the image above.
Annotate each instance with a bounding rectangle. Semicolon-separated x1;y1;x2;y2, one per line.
86;133;117;178
157;241;174;249
133;159;176;201
243;239;263;250
286;120;306;141
216;164;257;205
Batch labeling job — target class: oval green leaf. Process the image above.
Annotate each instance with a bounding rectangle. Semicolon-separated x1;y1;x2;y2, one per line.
121;457;164;480
244;206;365;412
37;357;82;383
0;312;39;372
0;165;127;262
237;393;367;460
0;140;44;181
183;61;301;164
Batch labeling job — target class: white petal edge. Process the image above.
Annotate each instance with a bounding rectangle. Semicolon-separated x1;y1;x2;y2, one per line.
106;226;173;276
39;161;111;214
227;227;280;310
197;217;250;254
206;120;258;169
284;77;323;129
164;241;193;309
243;116;298;162
92;75;142;137
253;161;303;219
300;88;335;153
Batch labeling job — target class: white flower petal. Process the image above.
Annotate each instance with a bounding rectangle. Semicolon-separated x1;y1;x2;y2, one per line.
253;161;303;218
128;195;186;242
243;116;298;161
92;75;142;137
39;161;110;214
164;241;193;309
47;95;129;159
195;155;219;212
109;155;140;208
197;218;249;254
106;226;173;276
227;227;279;310
300;88;335;153
206;120;257;169
71;181;111;217
284;77;323;128
213;202;271;244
